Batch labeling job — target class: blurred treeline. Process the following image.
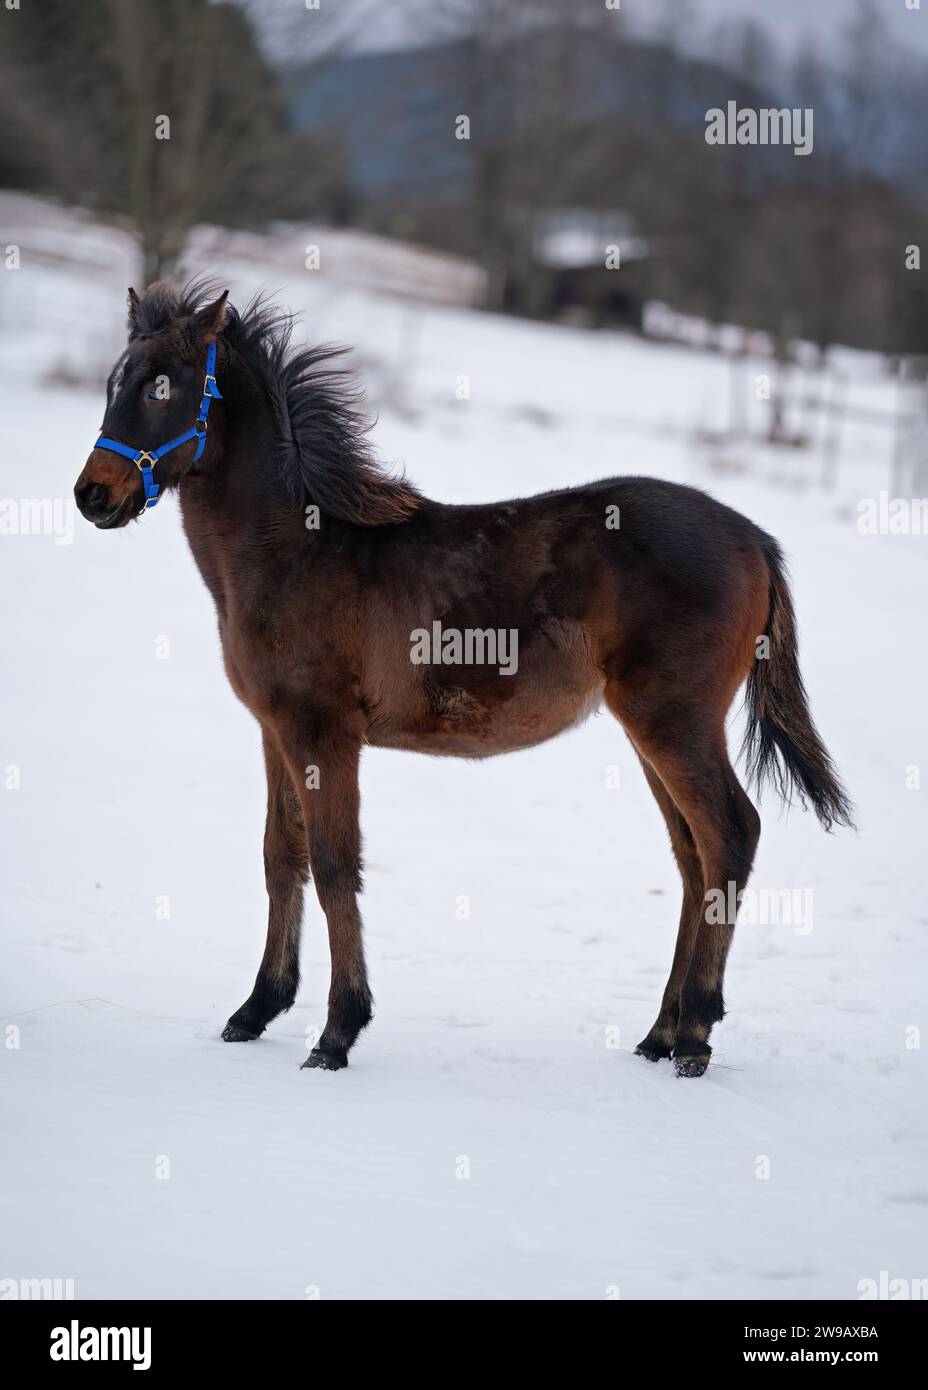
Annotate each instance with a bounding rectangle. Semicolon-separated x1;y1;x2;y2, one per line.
2;0;926;355
0;0;347;282
287;0;928;356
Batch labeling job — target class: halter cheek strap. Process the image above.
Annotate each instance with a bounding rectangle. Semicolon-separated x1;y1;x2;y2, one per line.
94;341;223;510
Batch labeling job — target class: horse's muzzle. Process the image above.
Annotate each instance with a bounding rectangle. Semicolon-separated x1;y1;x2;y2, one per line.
74;451;139;527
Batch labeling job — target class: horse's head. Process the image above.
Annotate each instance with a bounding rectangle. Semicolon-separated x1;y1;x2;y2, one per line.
75;284;228;529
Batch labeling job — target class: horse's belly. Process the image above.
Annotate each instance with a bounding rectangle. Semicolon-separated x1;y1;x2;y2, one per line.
368;669;605;758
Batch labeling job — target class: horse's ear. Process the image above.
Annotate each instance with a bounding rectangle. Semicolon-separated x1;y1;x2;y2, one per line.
193;290;229;341
127;287;141;329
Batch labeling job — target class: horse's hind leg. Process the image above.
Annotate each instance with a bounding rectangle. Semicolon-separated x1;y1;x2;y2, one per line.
671;759;759;1076
607;688;760;1077
223;730;308;1041
633;756;704;1062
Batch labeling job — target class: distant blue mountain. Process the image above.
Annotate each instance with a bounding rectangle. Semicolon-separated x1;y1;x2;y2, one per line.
285;36;773;199
285;35;927;206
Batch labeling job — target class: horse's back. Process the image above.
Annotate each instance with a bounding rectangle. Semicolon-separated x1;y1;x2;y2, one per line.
358;475;769;756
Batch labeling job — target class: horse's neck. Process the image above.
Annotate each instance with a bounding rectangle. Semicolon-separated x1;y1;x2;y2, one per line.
178;408;307;618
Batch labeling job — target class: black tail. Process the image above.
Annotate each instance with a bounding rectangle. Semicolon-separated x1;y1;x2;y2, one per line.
742;538;855;831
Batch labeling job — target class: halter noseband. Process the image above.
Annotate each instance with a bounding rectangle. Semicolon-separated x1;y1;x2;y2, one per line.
94;341;223;510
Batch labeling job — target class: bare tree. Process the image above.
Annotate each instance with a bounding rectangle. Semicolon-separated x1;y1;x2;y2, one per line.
0;0;345;281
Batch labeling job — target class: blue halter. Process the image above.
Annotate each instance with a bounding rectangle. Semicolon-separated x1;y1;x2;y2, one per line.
94;342;223;509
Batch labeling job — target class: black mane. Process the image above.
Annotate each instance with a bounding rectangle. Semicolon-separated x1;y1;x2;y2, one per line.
133;278;423;526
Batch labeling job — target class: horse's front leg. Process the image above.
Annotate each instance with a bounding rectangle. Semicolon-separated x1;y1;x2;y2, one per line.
222;729;308;1041
270;720;372;1070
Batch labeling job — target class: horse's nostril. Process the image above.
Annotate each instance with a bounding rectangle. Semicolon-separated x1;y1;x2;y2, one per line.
79;483;109;513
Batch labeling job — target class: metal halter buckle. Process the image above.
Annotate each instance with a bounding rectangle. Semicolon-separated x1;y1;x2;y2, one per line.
135;452;157;471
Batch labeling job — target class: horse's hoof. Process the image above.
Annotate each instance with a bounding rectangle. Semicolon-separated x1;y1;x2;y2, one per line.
635;1037;673;1062
222;1021;259;1042
673;1052;711;1078
301;1047;348;1071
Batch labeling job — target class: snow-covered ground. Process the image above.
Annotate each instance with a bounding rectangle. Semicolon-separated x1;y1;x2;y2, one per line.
1;202;926;1300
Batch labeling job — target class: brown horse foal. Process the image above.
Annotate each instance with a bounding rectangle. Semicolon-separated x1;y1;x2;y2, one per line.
75;283;852;1078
